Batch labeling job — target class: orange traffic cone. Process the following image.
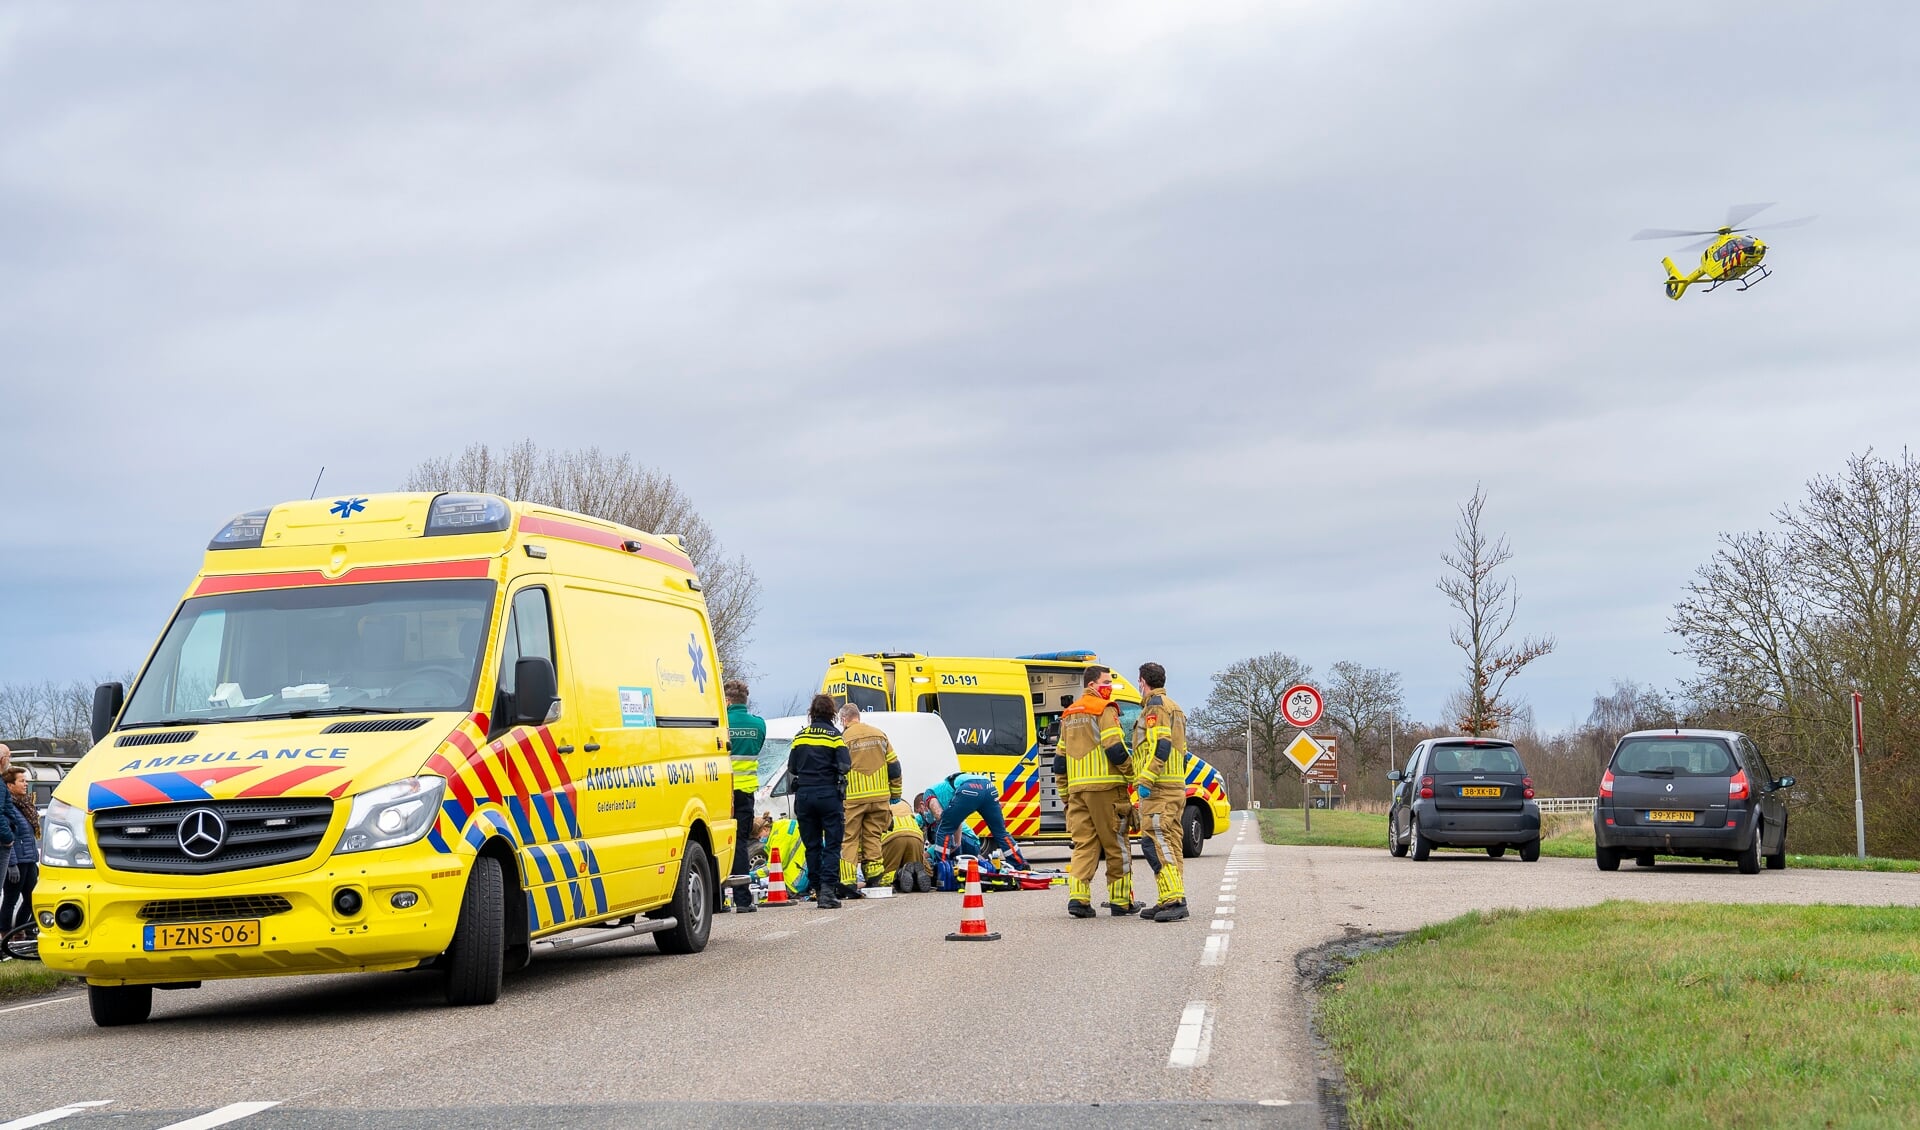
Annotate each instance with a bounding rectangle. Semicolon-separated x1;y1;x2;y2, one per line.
764;846;794;908
945;856;1001;942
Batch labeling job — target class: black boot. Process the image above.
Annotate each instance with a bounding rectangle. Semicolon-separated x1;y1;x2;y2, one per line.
1153;899;1189;922
1067;900;1095;919
816;886;842;910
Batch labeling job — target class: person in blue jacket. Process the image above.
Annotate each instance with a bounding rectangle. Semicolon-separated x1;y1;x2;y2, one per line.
2;767;35;936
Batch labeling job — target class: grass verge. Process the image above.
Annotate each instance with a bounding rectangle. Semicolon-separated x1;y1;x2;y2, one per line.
1319;902;1920;1129
1256;808;1920;871
0;957;77;1003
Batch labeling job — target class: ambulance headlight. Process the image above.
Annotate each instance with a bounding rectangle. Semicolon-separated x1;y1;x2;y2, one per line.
40;799;93;869
208;507;272;550
334;776;446;855
424;493;512;536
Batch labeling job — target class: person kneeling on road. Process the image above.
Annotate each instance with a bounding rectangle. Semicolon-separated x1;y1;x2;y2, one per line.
928;771;1029;874
787;694;852;910
880;799;932;892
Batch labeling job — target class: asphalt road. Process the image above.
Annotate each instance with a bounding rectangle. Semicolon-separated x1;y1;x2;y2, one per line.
5;813;1917;1129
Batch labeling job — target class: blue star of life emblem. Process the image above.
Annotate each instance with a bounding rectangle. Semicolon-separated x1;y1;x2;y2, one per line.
687;634;709;693
329;497;367;518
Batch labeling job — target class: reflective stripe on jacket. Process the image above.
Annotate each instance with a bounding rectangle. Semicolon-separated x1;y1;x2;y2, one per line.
728;703;766;793
1059;692;1128;790
1131;692;1188;793
787;724;851;793
842;721;901;801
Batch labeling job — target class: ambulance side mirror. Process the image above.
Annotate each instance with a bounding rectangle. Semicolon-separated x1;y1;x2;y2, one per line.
513;657;560;725
91;682;126;743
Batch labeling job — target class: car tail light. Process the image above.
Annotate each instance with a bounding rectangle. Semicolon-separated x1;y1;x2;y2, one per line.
1419;775;1433;799
1522;776;1535;800
1599;769;1614;798
1728;770;1750;800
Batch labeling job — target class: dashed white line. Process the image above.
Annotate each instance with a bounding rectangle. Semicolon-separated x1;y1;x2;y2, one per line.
155;1104;282;1130
1215;904;1235;914
1218;893;1236;901
1201;934;1230;965
1211;919;1234;930
761;930;795;941
1167;1001;1216;1068
0;1103;113;1130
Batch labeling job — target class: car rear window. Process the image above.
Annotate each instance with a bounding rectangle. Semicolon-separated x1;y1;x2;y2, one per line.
1612;738;1734;775
1428;744;1523;773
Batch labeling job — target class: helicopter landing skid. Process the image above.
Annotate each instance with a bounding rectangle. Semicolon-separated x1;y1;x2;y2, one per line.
1703;264;1771;294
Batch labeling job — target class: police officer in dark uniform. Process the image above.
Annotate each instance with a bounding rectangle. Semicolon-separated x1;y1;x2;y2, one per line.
787;694;852;910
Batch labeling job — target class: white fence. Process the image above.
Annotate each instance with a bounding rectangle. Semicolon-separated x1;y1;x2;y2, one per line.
1536;796;1597;815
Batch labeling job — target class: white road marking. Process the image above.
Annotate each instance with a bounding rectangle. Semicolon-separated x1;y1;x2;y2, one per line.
1211;919;1234;930
1167;1000;1216;1068
1218;893;1236;901
1215;904;1235;914
761;930;795;941
0;995;82;1016
154;1103;281;1130
1202;934;1230;965
0;1103;113;1130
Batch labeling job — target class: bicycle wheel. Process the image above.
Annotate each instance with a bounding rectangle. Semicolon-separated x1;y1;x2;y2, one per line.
3;922;39;961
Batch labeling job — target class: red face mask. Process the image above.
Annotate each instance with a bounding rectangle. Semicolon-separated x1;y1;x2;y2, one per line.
1095;684;1113;700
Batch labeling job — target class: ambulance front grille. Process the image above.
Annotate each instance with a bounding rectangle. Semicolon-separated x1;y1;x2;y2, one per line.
94;799;335;875
138;894;294;923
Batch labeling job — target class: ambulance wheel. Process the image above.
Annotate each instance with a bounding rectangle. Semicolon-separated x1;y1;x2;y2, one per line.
655;840;713;955
444;854;505;1006
1181;803;1207;858
88;984;153;1027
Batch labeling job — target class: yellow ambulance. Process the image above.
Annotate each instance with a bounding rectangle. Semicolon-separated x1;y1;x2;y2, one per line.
36;492;736;1026
820;651;1231;855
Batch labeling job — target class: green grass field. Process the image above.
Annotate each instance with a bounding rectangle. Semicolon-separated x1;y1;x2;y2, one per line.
0;957;76;1003
1319;903;1920;1129
1256;807;1920;872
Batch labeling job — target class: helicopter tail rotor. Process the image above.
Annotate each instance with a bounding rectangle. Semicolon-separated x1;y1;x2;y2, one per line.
1662;257;1693;301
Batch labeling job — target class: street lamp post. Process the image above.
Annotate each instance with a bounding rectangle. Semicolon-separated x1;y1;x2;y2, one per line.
1245;725;1253;812
1852;690;1867;859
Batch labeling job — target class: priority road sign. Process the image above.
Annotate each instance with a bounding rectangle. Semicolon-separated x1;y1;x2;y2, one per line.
1283;731;1327;772
1281;684;1324;730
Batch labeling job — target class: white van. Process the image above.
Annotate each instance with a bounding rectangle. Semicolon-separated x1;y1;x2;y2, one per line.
754;712;960;820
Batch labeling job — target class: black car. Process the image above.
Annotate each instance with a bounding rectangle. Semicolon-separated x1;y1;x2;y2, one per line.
1594;728;1793;874
1387;737;1541;861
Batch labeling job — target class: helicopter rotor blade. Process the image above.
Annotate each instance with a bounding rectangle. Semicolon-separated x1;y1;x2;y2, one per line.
1747;214;1817;233
1724;202;1775;229
1630;227;1720;241
1675;236;1717;255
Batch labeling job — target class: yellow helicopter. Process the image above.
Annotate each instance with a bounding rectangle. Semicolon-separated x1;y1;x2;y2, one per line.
1632;203;1814;300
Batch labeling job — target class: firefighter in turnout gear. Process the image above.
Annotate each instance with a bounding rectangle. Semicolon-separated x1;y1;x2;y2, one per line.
879;799;931;891
721;679;764;912
837;703;902;894
1129;662;1190;922
1060;665;1137;917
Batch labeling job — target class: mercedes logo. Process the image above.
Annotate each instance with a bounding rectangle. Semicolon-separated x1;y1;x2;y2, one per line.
177;808;227;859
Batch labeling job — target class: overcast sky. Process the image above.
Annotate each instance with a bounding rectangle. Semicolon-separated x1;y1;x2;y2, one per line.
5;3;1917;731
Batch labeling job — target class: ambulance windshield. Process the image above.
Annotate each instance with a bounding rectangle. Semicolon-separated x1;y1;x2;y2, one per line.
119;579;496;726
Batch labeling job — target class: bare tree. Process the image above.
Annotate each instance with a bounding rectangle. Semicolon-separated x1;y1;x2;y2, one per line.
1322;660;1405;797
0;676;124;752
1437;485;1555;735
403;440;762;676
1673;450;1920;856
1196;651;1315;807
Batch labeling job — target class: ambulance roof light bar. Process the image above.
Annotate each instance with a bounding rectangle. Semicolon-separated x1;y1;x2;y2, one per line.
424;493;512;537
208;508;272;550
